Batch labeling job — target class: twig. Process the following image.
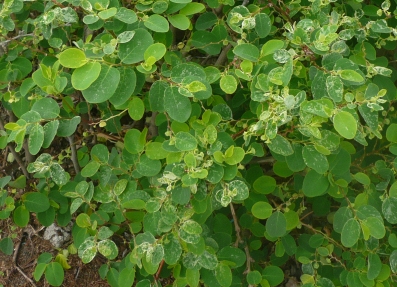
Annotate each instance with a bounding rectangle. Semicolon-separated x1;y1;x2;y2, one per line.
215;44;232;67
13;234;37;287
67;135;81;174
154;259;165;281
0;33;33;46
148;112;158;139
230;203;243;246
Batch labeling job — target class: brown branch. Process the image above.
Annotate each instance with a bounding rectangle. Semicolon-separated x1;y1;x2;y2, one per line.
215;44;232;67
154;259;165;281
268;0;293;24
67;135;80;175
230;203;243;246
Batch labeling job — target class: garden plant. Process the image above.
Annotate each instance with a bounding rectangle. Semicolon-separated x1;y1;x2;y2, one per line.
2;0;397;286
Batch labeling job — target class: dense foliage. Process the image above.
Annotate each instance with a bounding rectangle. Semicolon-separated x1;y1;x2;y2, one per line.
2;0;397;286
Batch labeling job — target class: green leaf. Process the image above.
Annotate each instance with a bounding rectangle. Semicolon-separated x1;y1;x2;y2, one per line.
82;65;120;103
13;205;30;227
262;266;284;287
186;268;200;287
81;161;101;178
198;250;218;270
164;86;192;123
175;131;198;151
115;7;137;24
302;145;329;174
191;31;221;55
109;67;136;106
382;197;397;224
59;48;87;69
144;14;169;33
28;124;44;155
390;250;397;273
353;172;370;185
78;238;97;263
365;217;385;239
267;135;293;156
386;123;397;143
302;169;329;197
266;211;287;238
57;116;81;137
163;234;182;265
341;218;361;247
124;129;145;154
34;263;47;281
171;63;206;83
45;262;64;287
182;220;202;234
32;98;60;119
333;111;357;139
0;237;14;255
128;97;145;120
118;268;135;287
220;75;237;94
144;43;166;62
339;69;364;83
367;253;382;280
255;13;271;38
253;176;276;194
229;180;249;201
98;7;117;19
252;201;273;219
71;62;101;90
233;43;260;62
326;76;343;102
215;263;232;287
119;28;154;64
98;239;118;260
218;246;246;268
136;154;161;177
24;192;50;213
168;14;191;30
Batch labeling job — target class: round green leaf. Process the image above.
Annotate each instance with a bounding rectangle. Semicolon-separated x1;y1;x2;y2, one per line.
78;238;97;263
251;201;273;219
339;69;364;83
28;124;44;155
266;211;287;238
267;135;294;156
32;98;60;119
229;180;249;201
247;270;262;285
215;263;232;287
81;160;101;178
164;86;192;123
136;154;161;177
124;129;145;154
118;268;135;287
128;97;145;120
367;253;382;280
0;237;13;255
341;218;361;247
262;266;284;286
144;14;169;32
220;75;237;94
119;28;154;64
233;43;260;62
302;145;329;174
382;197;397;224
333;111;357;139
71;62;101;90
109;67;137;106
98;239;118;260
168;14;190;30
144;43;166;62
386;123;397;143
302;169;329;197
218;246;246;268
13;205;29;227
175;131;198;151
45;262;64;287
24;192;50;213
365;217;385;239
82;65;120;103
59;48;87;69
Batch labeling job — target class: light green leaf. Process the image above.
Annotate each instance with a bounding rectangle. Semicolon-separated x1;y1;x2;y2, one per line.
136;154;161;177
128;97;145;120
81;161;101;178
98;7;117;20
168;14;191;30
333;111;357;139
386;123;397;143
341;218;361;247
78;238;97;263
71;62;101;91
302;145;329;174
390;250;397;273
118;268;135;287
144;43;166;62
367;253;382;280
262;266;284;287
124;129;145;154
252;201;273;219
229;180;249;201
233;43;260;62
326;75;343;102
144;14;169;33
339;69;364;83
115;7;137;24
76;213;91;228
267;135;293;156
59;48;87;69
113;179;128;196
98;239;118;260
382;197;397;224
220;75;237;94
215;263;232;287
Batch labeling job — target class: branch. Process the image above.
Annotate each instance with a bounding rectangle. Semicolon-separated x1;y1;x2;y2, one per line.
67;135;81;175
0;33;34;47
230;203;243;246
215;44;232;67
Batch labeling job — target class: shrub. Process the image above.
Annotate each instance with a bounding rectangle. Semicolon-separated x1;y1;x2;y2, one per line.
2;0;397;286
